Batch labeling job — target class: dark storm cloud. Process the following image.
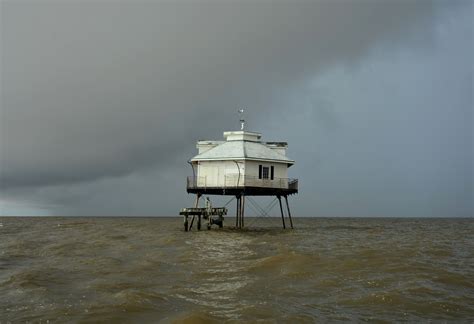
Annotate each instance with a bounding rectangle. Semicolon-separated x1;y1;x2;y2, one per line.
0;0;471;217
1;0;439;188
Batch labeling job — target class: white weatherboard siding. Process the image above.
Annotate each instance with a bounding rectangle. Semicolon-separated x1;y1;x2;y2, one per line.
242;160;288;188
197;160;244;187
245;160;287;179
196;160;288;188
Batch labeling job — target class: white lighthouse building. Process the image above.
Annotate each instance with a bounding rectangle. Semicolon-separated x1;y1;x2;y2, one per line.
185;125;298;230
189;130;296;193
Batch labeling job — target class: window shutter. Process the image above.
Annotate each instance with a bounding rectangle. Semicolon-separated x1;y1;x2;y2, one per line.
259;165;262;179
271;166;274;180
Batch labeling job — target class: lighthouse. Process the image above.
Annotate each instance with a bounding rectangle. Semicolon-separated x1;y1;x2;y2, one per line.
181;113;298;230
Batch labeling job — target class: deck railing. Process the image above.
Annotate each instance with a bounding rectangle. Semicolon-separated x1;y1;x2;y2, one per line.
187;175;298;190
288;178;299;191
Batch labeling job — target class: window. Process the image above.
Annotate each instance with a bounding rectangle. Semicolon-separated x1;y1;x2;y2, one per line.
262;167;269;179
259;165;273;180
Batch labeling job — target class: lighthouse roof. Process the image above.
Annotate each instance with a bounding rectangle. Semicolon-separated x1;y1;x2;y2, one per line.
191;131;294;165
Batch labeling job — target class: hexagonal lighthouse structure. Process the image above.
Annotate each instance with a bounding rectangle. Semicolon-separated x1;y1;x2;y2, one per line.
183;124;298;231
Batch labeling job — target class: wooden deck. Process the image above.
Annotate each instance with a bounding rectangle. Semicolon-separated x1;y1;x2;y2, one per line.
180;207;227;216
180;207;227;231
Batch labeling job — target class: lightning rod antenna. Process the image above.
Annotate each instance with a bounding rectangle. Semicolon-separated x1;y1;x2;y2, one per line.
238;108;245;130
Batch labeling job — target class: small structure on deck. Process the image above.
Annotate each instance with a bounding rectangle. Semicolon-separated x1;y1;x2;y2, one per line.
182;111;298;231
180;206;227;231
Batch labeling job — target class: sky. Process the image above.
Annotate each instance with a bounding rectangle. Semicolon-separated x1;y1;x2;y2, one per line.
0;0;472;217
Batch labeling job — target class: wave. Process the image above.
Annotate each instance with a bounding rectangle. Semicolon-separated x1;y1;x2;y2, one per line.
160;310;221;324
2;268;63;289
250;251;319;278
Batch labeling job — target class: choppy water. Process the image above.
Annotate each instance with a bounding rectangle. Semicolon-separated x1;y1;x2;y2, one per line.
0;217;473;322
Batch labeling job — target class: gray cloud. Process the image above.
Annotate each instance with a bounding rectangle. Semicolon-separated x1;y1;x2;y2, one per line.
0;0;472;216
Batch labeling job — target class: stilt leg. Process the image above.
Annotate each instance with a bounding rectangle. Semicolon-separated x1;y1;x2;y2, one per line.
189;194;201;231
236;196;240;228
184;215;189;232
238;196;242;229
197;215;201;230
194;194;201;208
284;195;294;229
241;195;245;228
238;195;243;229
278;195;286;229
219;214;223;228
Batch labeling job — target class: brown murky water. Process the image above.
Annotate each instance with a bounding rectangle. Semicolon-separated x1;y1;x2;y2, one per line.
0;217;473;322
